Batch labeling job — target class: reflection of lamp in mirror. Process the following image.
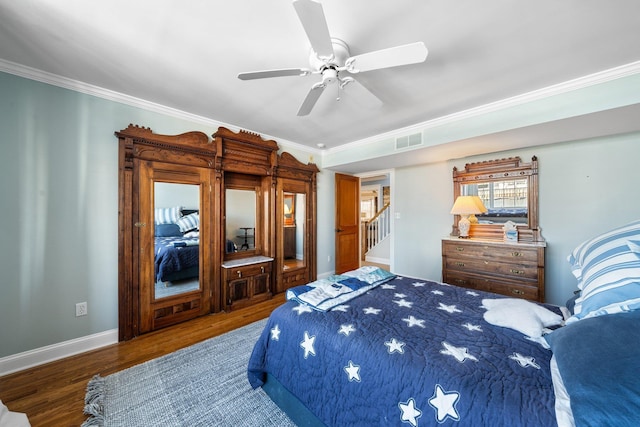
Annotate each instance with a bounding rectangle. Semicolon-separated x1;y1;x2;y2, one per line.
451;196;487;238
467;196;488;224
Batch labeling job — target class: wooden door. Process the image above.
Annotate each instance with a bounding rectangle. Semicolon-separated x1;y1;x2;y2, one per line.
137;160;213;334
335;173;360;274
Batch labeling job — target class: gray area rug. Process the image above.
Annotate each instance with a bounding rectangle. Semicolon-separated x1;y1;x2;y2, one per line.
82;319;296;426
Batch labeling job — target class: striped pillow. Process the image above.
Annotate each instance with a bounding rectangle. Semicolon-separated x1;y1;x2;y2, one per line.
154;206;182;225
567;219;640;323
176;212;199;233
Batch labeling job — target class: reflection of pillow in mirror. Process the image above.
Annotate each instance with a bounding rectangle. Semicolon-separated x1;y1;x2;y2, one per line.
155;223;182;237
567;219;640;323
155;206;182;224
176;212;199;233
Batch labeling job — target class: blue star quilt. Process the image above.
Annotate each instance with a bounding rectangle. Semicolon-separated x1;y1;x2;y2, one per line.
248;275;561;426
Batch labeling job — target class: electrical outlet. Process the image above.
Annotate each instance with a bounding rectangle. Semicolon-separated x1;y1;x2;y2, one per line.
76;302;88;317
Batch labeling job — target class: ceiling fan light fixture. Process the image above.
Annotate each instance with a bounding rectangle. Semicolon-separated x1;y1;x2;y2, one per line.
239;0;428;115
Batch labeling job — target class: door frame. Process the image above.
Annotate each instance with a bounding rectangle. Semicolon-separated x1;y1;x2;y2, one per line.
356;169;395;272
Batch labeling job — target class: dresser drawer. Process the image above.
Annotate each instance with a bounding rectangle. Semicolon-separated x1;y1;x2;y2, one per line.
444;257;538;281
443;240;539;263
225;261;271;279
444;271;540;301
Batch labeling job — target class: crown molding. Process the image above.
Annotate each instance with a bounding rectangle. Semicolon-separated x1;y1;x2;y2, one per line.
0;58;321;157
324;60;640;155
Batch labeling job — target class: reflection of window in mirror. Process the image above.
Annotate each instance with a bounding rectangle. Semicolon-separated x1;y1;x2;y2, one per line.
225;188;256;253
461;180;528;224
153;182;201;300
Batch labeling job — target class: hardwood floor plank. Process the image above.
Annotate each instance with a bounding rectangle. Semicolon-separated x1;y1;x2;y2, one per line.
0;294;285;427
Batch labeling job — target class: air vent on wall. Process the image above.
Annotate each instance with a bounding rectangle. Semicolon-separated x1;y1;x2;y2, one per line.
395;132;423;150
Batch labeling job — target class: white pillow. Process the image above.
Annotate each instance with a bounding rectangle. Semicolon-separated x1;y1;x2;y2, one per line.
482;298;563;337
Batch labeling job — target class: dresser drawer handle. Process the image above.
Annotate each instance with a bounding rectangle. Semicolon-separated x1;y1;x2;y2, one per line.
511;289;525;295
454;279;467;285
511;251;524;257
455;247;464;252
510;269;525;275
237;270;242;278
261;266;265;273
455;262;466;267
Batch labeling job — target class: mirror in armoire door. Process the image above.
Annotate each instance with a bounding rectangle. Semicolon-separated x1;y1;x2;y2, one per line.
153;182;200;299
138;162;212;334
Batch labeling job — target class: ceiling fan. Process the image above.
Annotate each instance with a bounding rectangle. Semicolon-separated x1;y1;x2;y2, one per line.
237;0;429;116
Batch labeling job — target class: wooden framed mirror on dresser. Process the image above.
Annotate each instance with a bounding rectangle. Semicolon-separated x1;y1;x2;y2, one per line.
442;157;546;302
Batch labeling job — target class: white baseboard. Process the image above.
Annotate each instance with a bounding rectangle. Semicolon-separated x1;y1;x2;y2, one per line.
364;256;390;265
0;329;118;377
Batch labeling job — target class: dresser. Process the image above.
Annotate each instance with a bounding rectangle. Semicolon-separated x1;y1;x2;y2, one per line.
442;238;545;302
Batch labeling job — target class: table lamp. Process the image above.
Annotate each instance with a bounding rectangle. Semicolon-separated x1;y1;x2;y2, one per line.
450;195;487;238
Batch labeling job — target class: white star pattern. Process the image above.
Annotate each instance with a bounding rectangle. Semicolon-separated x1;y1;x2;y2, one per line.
293;304;313;315
440;342;478;363
462;323;483;332
402;315;426;328
394;299;414;308
411;281;426;287
394;293;407;298
363;307;381;315
331;305;350;312
338;324;356;336
398;398;422;427
270;325;281;341
344;360;361;382
300;331;316;359
431;290;444;296
466;291;479;297
509;353;540;369
428;384;460;423
385;338;406;354
437;303;462;314
381;283;396;289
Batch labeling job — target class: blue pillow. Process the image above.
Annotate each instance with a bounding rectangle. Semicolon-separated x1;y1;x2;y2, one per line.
154;223;182;237
545;311;640;427
567;219;640;322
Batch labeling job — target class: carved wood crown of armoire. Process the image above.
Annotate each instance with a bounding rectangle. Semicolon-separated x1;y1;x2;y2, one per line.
117;125;318;340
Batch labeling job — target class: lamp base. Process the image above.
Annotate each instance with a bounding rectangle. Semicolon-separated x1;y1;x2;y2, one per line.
458;215;471;238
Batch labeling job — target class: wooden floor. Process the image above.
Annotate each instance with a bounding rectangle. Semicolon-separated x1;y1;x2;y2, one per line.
0;293;286;427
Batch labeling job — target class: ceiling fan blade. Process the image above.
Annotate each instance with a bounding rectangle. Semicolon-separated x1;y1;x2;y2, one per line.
297;83;326;116
344;42;428;73
340;77;383;109
238;68;310;80
293;0;334;58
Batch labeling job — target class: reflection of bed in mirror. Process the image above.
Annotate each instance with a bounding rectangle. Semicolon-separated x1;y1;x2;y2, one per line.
154;207;200;297
477;207;528;224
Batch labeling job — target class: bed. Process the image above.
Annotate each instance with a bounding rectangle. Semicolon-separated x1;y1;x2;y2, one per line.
248;215;640;427
154;235;200;283
248;268;565;426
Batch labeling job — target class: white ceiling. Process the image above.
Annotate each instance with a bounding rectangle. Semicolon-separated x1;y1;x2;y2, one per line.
1;0;640;170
